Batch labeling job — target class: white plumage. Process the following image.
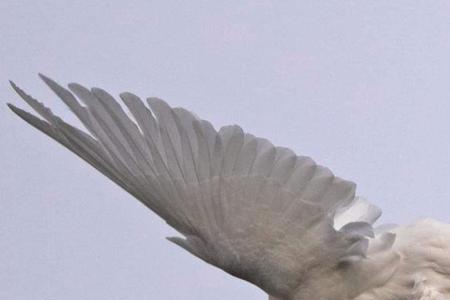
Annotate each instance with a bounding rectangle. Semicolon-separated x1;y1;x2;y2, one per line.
8;75;450;300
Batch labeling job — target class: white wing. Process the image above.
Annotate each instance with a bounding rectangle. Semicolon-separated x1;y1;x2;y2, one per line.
8;75;395;299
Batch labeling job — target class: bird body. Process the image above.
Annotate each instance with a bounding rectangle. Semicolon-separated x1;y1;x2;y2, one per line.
7;76;450;300
355;219;450;300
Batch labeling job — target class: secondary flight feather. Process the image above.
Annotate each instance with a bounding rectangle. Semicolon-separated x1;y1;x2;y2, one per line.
8;75;450;300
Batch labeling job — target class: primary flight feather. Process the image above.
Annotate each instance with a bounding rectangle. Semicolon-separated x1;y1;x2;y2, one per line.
8;75;450;300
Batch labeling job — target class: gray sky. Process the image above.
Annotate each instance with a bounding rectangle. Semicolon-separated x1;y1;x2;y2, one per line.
2;1;450;299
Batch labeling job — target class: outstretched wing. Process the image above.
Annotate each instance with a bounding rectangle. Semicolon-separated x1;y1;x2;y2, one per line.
8;75;388;299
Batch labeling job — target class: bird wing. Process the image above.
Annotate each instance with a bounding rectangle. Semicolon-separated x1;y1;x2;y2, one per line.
8;75;393;299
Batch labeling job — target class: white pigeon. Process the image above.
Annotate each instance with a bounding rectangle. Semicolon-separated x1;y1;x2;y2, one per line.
7;75;450;300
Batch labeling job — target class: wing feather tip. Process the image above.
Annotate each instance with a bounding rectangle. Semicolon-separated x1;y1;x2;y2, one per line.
147;96;170;108
67;82;85;91
6;102;21;115
67;82;91;99
119;91;138;99
91;87;106;94
9;80;21;94
38;73;63;90
37;72;51;82
7;102;32;119
6;102;15;109
6;103;51;130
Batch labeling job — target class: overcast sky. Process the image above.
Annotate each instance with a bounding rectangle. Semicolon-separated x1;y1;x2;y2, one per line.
2;1;450;299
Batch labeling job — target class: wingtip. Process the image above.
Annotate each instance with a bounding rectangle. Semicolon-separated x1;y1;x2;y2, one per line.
166;236;187;247
67;82;83;90
39;73;72;92
67;82;89;95
91;86;107;94
8;80;25;96
6;102;23;116
38;73;53;84
147;96;170;109
119;91;133;98
8;80;17;89
37;72;47;80
119;91;140;101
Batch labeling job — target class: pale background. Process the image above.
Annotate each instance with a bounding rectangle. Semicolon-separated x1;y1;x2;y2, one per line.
2;1;450;299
